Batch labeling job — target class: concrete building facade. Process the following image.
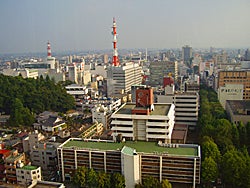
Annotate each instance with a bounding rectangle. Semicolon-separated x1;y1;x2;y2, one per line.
149;61;178;87
107;62;142;97
218;84;243;109
225;100;250;125
30;142;59;171
57;138;201;188
16;166;41;186
218;71;250;100
157;85;199;127
111;103;175;143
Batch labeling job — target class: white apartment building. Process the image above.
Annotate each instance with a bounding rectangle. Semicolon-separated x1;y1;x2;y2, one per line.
157;85;199;127
107;62;142;97
65;84;88;98
16;166;41;186
2;68;39;79
111;103;175;143
91;99;121;129
92;105;110;129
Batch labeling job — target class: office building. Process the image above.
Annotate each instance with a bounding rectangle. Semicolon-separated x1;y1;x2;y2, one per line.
111;87;175;143
149;61;178;87
218;84;243;109
30;142;59;171
244;49;250;61
218;70;250;100
157;85;199;127
182;45;192;64
57;138;201;188
107;62;142;97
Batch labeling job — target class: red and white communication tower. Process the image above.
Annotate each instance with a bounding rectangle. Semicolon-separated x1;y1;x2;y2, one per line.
47;41;52;58
112;17;120;66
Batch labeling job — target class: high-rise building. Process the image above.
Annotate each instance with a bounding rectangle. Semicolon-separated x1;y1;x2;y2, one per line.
182;45;192;64
67;64;77;83
107;62;142;97
103;54;109;64
149;61;178;87
244;49;250;61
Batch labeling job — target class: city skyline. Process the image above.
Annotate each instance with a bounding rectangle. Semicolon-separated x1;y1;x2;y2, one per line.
0;0;250;54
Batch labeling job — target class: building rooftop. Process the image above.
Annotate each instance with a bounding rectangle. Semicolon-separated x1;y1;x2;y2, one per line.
21;165;38;171
30;180;65;188
6;152;24;163
115;103;171;116
226;100;250;115
61;139;199;157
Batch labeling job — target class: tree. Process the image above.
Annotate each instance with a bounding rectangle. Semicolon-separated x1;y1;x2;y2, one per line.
221;149;246;188
97;171;110;188
161;178;172;188
231;123;240;148
86;168;97;188
201;139;221;162
142;176;160;188
8;98;35;126
201;157;218;186
238;122;247;147
111;173;125;188
73;166;87;187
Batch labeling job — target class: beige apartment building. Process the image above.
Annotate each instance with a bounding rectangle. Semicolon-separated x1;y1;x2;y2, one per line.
218;71;250;100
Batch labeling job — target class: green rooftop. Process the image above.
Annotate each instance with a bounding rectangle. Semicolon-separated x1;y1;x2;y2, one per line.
22;165;38;171
62;139;199;157
115;103;171;116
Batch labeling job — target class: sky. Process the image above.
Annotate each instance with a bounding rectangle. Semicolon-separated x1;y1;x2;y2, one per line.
0;0;250;54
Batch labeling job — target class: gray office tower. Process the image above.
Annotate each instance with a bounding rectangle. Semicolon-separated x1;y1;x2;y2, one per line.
182;45;193;63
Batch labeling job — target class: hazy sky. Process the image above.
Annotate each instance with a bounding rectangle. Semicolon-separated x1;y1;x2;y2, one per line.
0;0;249;54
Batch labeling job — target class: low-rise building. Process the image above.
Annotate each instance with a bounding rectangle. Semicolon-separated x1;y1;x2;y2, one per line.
5;150;26;184
0;149;11;182
92;105;110;130
225;100;250;125
57;138;201;188
16;165;41;186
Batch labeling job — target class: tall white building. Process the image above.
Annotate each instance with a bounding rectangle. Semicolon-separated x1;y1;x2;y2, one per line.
107;62;142;97
68;64;77;83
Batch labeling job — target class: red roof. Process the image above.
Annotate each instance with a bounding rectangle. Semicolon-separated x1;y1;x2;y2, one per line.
0;149;10;154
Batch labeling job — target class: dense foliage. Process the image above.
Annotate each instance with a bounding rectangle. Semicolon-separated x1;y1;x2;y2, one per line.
135;176;172;188
199;85;250;188
0;74;75;126
73;166;125;188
